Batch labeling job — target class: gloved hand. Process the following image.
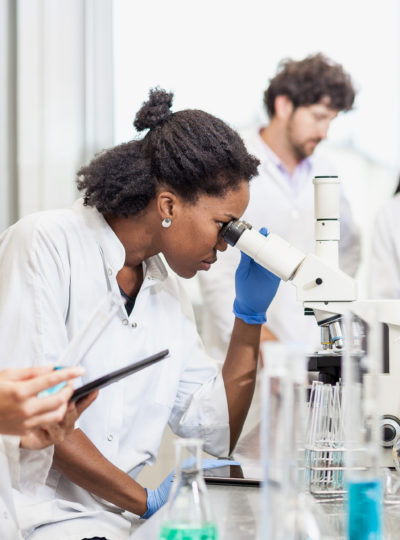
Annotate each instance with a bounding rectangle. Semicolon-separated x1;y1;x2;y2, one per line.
141;458;240;519
233;227;280;325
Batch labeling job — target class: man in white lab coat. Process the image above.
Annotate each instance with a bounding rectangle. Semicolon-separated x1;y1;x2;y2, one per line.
199;52;361;361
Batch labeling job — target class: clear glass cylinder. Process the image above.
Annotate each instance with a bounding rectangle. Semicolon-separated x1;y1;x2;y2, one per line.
261;342;323;540
342;308;383;539
159;438;218;540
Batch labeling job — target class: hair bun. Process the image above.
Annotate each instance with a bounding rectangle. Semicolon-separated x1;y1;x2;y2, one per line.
134;88;173;132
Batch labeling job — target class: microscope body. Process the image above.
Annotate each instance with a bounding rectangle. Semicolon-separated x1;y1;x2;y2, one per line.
305;298;400;467
221;176;400;467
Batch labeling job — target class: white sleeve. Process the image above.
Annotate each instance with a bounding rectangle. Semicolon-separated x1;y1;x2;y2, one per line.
370;208;400;299
1;436;53;494
18;447;54;494
0;221;69;494
168;283;230;458
339;189;361;277
0;219;70;370
2;436;21;488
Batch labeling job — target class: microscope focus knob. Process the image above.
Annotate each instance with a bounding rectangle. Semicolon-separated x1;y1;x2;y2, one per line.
381;415;400;447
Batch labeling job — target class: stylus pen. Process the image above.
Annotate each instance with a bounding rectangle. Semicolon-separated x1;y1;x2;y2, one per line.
37;366;68;397
38;293;123;398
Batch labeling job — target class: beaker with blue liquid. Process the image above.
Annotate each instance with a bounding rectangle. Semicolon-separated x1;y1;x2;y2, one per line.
342;309;383;540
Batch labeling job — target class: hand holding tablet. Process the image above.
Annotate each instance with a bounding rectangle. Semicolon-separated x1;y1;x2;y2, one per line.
37;292;169;402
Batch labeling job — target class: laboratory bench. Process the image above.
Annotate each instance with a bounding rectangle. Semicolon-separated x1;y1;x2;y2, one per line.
129;482;400;539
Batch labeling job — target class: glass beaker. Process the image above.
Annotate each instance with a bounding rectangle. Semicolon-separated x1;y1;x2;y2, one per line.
261;342;324;540
159;438;218;540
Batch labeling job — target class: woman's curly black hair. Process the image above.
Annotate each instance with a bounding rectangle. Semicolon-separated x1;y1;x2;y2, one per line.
264;53;356;117
77;88;260;217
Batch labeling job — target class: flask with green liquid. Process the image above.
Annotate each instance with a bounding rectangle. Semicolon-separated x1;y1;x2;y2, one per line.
159;438;218;540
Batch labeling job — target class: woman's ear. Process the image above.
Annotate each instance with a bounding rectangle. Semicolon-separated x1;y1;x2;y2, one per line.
157;191;178;222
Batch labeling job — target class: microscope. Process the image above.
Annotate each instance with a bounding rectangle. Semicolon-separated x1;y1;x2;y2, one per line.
222;176;400;467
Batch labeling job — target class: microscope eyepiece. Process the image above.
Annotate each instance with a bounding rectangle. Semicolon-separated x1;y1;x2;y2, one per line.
221;219;252;246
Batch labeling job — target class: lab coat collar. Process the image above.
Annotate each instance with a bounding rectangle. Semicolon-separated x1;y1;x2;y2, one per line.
72;199;168;283
72;198;126;272
143;254;168;283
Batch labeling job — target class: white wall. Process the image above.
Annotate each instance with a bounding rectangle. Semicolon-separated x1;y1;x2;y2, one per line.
113;0;400;171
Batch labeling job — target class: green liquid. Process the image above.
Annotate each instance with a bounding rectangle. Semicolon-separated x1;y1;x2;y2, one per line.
159;523;218;540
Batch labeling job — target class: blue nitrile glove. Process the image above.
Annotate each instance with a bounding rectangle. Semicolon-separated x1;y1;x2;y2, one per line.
141;469;175;520
233;227;281;325
141;458;240;519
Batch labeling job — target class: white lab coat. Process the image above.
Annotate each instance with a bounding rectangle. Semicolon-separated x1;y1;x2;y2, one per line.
0;435;52;539
0;436;23;540
0;200;229;539
370;193;400;299
198;125;361;360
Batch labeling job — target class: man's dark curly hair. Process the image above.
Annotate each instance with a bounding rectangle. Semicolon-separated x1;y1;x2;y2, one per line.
77;88;260;217
264;53;356;118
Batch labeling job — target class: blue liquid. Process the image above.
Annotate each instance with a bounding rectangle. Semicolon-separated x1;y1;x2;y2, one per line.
347;478;382;539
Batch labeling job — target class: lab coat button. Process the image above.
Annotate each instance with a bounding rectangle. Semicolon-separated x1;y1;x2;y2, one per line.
291;210;299;219
107;268;113;276
107;434;114;441
3;511;8;519
122;318;129;326
131;322;137;328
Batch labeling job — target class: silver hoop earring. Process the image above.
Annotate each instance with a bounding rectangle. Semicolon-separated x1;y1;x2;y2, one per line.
162;217;172;228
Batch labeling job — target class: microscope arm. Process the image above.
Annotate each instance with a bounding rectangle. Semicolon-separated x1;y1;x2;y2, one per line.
231;227;357;317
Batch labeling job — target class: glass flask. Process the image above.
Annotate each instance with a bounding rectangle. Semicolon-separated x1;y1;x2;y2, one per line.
159;438;218;540
342;308;383;540
261;342;325;540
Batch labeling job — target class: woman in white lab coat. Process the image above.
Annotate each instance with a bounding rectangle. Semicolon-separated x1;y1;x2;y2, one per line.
0;88;280;539
370;179;400;299
0;365;95;539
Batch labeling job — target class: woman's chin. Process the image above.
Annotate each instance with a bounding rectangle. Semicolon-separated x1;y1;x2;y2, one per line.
180;270;197;279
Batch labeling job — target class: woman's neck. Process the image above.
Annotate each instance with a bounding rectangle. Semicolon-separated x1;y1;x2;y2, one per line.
117;264;144;299
104;210;161;269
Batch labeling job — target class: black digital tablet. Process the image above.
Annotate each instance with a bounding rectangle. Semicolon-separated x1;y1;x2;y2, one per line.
70;349;169;402
203;464;261;487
